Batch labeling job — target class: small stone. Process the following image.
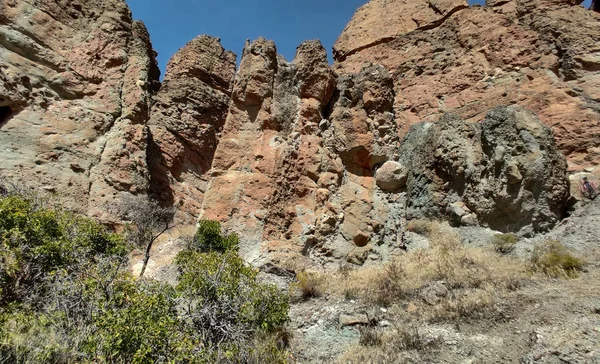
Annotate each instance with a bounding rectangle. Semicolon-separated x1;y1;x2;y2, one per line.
322;214;337;226
353;230;370;247
70;163;85;173
495;146;506;163
506;161;523;184
375;161;408;191
346;246;371;265
405;302;418;313
461;214;478;227
421;281;449;305
339;313;369;326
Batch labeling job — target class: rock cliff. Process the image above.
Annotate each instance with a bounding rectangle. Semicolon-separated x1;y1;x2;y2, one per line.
334;0;600;175
1;0;598;268
147;35;237;222
0;0;159;221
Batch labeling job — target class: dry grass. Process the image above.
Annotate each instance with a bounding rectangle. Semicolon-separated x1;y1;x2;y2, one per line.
429;286;497;322
358;325;383;347
290;271;325;301
493;233;518;254
325;222;530;310
405;219;436;236
327;222;593;362
531;240;585;278
337;324;442;363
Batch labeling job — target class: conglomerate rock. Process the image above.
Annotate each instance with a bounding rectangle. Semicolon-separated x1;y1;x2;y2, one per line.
334;0;600;175
399;105;570;234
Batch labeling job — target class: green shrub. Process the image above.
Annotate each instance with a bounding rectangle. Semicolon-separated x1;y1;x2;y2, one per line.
0;195;127;306
90;277;197;363
531;240;585;278
0;192;291;363
176;250;289;337
193;219;240;253
493;234;518;254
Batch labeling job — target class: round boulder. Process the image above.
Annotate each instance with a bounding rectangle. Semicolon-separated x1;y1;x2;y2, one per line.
375;161;408;191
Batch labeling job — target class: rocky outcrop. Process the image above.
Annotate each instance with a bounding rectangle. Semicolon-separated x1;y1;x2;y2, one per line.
0;0;159;221
334;0;600;175
199;38;339;267
148;36;237;222
399;105;569;234
334;0;469;62
199;36;569;268
0;0;594;270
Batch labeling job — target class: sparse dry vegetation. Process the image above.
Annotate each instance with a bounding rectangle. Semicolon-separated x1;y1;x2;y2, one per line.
324;222;595;362
358;325;383;347
291;270;325;301
338;324;442;363
531;240;585;278
326;223;530;313
493;233;518;254
405;219;436;236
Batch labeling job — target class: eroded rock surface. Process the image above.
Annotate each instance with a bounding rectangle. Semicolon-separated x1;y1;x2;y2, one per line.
399;105;569;233
334;0;600;175
148;35;237;222
0;0;159;221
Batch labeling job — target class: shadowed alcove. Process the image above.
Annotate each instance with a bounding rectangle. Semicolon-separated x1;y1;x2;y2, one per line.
0;105;12;127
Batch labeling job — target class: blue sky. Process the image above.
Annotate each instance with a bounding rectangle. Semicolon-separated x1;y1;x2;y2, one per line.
126;0;592;77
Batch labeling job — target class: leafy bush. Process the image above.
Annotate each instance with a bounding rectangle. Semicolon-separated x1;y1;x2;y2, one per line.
90;277;197;362
493;234;518;254
176;250;289;339
0;195;127;306
0;193;290;363
531;240;585;277
193;219;240;253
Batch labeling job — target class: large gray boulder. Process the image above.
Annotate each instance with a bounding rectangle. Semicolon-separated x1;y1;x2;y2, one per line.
399;105;570;233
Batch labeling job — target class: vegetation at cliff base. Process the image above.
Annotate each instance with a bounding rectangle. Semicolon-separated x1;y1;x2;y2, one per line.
0;191;290;363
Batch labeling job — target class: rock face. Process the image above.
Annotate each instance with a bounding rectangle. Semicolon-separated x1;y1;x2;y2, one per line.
399;105;570;233
1;0;598;269
334;0;600;175
0;0;159;221
199;38;340;267
147;35;237;222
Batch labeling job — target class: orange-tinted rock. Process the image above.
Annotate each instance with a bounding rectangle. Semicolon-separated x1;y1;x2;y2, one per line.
148;36;237;222
333;0;468;62
334;0;600;173
195;39;342;266
0;0;158;221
